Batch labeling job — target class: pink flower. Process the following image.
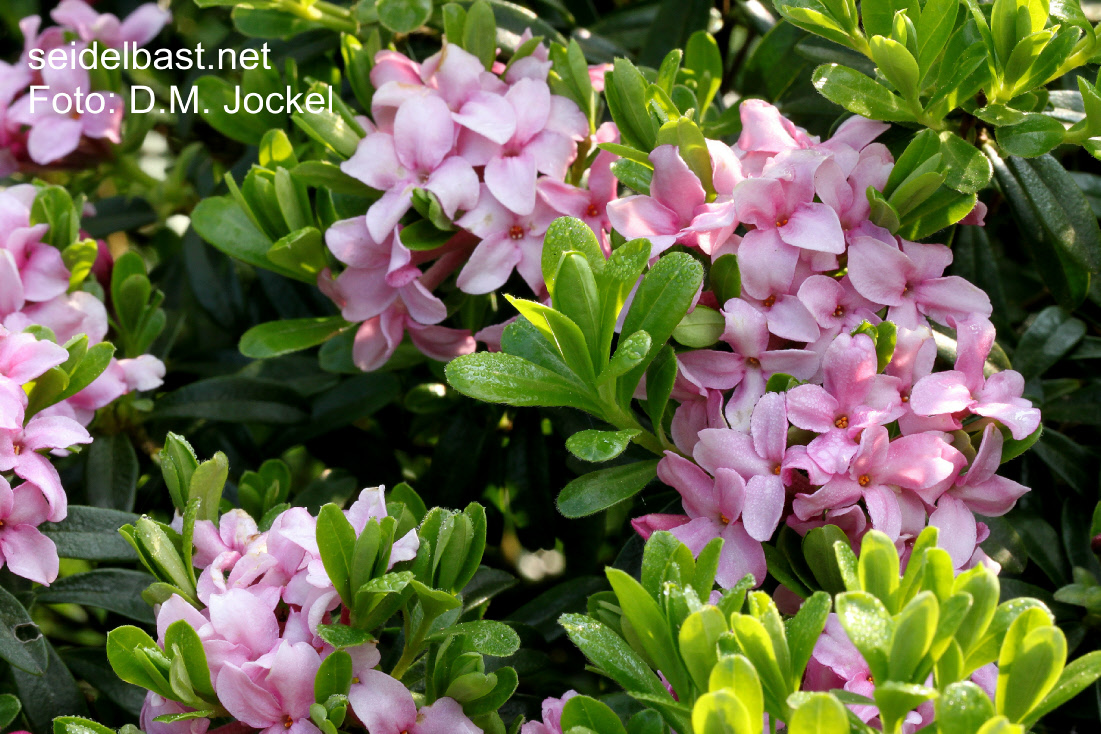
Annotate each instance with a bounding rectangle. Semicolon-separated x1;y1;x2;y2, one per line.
792;425;963;541
847;235;991;329
455;186;557;294
652;451;767;588
321;218;447;326
692;393;794;542
735;99;817;176
0;326;68;429
216;640;323;734
51;0;171;47
140;692;210;734
797;275;879;342
349;301;475;372
606;145;737;257
7;62;123;165
349;670;481;734
718;299;818;430
520;691;579;734
342;95;478;242
909;315;1040;439
785;333;902;475
537;136;618;252
0;477;59;585
458;77;587;215
0;413;91;521
0;186;69;315
930;424;1029;567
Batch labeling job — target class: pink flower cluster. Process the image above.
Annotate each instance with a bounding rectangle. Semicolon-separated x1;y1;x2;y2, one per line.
805;613;997;731
0;0;170;173
1;185;165;426
144;489;478;734
632;102;1035;587
0;184;164;585
322;38;616;370
0;325;90;585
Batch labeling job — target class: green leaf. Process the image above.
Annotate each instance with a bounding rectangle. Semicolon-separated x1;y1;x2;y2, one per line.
188;453;228;523
292;83;365;159
600;331;652;384
428;620;521;656
685;31;723;114
191;197;307;282
988;145;1089;309
1021;650;1101;726
709;254;741;304
561;695;628;734
606;58;658;151
553;253;605;372
888;592;939;683
85;433;138;512
291;161;374;197
692;689;756;734
165;620;216;702
617;253;704;406
788;692;849;734
869;36;920;99
559;613;675;703
41;506;139;562
937;681;996;734
316;624;375;649
673;305;724;348
835;592;893;683
315;650;353;703
542;217;606;297
318;504;357;605
463;0;498;70
1012;306;1086;379
0;694;19;730
998;622;1066;723
35;569;155;624
54;717;114;734
557;460;660;518
938;132;993;194
154;376;307;424
1009;154;1101;274
679;606;727;692
874;682;937;734
996;115;1066;157
376;0;432;33
802;526;850;594
267;227;328;278
811;64;915;121
446;352;598;413
787;592;831;688
107;626;174;699
504;299;594;383
240;316;350;359
0;585;47;675
566;429;641;463
196;75;281;146
644;345;677;431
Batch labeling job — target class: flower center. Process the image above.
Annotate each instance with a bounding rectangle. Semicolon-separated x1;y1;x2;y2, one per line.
775;218;789;227
283;716;294;729
772;464;782;475
762;295;776;308
858;474;871;487
745;357;761;368
833;304;844;318
12;444;20;456
509;225;524;240
586;203;600;217
901;392;910;403
834;415;849;429
720;514;731;525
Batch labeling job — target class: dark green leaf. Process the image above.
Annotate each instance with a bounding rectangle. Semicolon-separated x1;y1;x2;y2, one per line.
557;460;659;518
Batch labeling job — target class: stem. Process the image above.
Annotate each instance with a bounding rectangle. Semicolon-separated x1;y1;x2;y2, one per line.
389;611;430;680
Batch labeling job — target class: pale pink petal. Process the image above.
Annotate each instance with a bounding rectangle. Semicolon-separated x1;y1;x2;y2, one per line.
764;295;821;343
785;384;839;433
424;157;480;218
507;78;552;143
1;524;58;585
365;188;415;244
348;670;417;734
606;196;680;249
453;91;516;144
847;236;910;306
216;664;280;728
394;95;455;172
737;228;798;300
352;311;405;371
914;277;992;326
456;234;520;294
717;521;766;588
742;474;784;541
407;323;476;362
909;371;974;416
779;202;845;254
416;697;481;734
27;116;83;165
658;452;719;519
117;4;172;46
525;130;578;180
863;484;902;540
649;145;705;224
929;494;978;568
342;132;404;190
485;153;537;215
